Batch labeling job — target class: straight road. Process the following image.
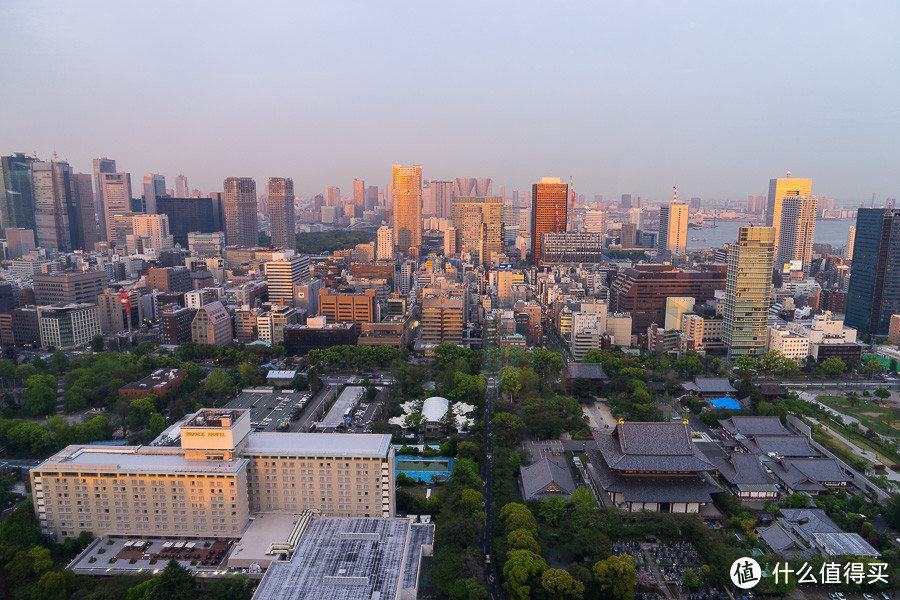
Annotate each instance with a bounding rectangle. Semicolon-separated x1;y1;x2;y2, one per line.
297;385;338;431
482;377;501;600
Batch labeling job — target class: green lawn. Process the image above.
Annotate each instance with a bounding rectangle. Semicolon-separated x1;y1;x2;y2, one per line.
817;395;900;438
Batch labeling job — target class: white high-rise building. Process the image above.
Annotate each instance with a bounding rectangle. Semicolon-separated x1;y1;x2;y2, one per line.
142;173;166;213
131;214;174;253
629;207;643;229
265;254;309;304
658;203;688;256
99;172;133;244
377;226;394;261
400;261;414;294
775;195;817;274
444;227;457;255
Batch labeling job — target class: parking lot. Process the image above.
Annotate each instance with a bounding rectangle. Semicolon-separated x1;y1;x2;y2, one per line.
224;389;313;432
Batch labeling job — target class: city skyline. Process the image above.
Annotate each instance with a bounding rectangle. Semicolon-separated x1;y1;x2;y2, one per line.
1;2;898;202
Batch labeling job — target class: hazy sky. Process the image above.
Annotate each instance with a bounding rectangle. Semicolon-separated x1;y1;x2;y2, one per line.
2;1;898;204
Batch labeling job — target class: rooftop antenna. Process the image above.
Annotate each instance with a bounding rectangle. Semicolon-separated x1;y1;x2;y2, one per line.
673;186;678;204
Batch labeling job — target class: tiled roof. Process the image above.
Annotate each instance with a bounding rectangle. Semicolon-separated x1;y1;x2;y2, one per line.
768;459;847;491
757;522;812;558
682;378;736;394
713;454;778;487
565;363;608;380
594;421;715;473
520;458;576;500
740;435;819;458
719;416;791;437
585;447;721;505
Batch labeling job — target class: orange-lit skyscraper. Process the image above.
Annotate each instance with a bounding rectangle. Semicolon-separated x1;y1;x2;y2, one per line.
353;179;365;217
530;177;568;264
392;164;422;256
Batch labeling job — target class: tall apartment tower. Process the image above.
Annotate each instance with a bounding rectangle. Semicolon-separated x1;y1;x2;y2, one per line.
377;226;394;261
658;203;688;256
846;226;856;260
392;165;422;256
223;177;258;247
325;186;341;207
775;195;817;273
92;157;116;241
365;185;379;211
98;172;133;244
0;153;36;234
71;173;98;251
724;226;776;358
765;174;812;256
175;174;189;198
142;173;166;214
531;177;568;265
620;194;632;209
353;179;365;217
265;254;310;305
621;223;638;248
268;177;295;250
32;160;75;252
846;208;900;336
423;180;453;218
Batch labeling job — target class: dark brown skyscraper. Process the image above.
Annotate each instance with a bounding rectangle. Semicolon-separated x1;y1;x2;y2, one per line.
223;177;258;247
531;177;568;265
267;177;295;250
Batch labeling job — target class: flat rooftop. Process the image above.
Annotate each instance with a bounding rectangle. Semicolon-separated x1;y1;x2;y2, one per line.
121;368;185;390
253;517;431;600
321;386;365;429
227;512;305;569
185;409;245;428
69;537;234;577
242;433;391;458
34;446;246;475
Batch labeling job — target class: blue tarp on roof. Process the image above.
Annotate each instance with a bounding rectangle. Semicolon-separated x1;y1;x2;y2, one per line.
709;397;741;410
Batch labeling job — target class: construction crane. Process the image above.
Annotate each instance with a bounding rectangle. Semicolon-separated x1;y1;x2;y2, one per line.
118;289;133;334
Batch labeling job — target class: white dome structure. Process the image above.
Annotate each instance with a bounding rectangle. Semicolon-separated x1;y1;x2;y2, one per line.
421;396;450;425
